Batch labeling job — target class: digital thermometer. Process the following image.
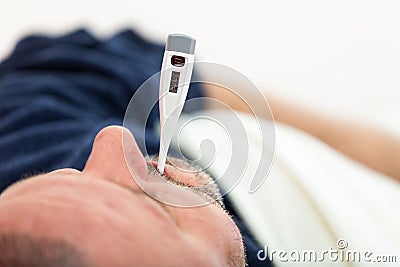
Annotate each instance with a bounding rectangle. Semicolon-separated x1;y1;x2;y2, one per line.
157;34;196;174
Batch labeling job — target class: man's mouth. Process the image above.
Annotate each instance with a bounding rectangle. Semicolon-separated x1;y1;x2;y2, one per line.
145;157;225;209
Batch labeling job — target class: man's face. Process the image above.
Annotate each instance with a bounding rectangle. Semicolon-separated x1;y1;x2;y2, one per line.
0;126;244;266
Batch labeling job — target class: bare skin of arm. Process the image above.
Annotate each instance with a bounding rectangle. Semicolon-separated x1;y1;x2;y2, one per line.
204;84;400;182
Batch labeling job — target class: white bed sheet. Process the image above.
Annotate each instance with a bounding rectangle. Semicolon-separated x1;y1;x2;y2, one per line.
175;110;400;266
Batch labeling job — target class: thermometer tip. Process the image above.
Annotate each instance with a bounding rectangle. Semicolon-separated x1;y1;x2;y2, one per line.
157;161;165;174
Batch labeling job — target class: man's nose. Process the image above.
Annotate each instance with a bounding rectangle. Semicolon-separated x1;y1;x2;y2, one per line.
82;125;147;190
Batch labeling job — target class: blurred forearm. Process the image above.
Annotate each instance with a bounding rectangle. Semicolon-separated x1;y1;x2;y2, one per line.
269;97;400;181
205;84;400;182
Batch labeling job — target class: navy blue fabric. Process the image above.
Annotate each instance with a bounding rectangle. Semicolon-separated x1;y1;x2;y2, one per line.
0;29;271;266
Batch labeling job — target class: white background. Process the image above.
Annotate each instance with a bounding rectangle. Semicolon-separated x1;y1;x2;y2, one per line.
1;0;399;135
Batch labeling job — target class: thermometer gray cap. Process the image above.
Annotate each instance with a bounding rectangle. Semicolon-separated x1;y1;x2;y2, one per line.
166;34;196;54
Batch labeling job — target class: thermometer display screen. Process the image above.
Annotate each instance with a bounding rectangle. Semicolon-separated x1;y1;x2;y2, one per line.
169;71;180;93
